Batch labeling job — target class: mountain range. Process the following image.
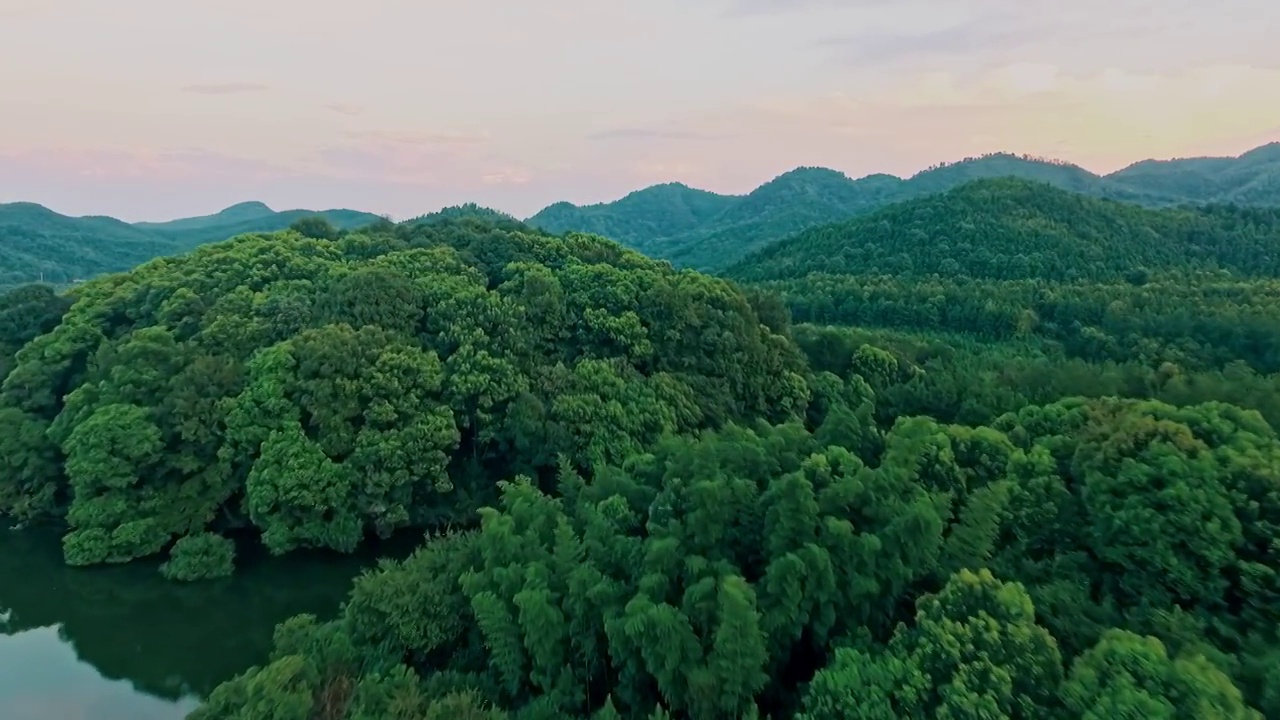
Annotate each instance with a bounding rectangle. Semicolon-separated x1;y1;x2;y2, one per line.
1;142;1276;290
527;142;1280;270
0;201;382;289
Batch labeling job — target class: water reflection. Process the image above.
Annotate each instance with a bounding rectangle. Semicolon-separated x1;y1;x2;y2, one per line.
0;626;199;720
0;527;413;719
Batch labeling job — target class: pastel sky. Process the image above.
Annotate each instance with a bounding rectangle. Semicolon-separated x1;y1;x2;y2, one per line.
2;0;1278;221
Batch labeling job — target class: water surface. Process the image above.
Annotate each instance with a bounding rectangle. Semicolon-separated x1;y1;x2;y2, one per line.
0;527;409;720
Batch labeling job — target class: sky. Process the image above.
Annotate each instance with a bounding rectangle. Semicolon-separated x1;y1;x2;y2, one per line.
1;0;1278;221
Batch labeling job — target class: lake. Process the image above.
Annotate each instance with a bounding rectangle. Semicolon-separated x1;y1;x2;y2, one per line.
0;527;413;720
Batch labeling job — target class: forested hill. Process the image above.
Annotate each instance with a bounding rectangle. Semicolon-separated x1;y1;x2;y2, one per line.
1108;140;1280;205
724;177;1280;283
525;182;736;246
729;177;1280;407
0;201;380;290
0;202;187;290
0;215;808;569
526;142;1280;270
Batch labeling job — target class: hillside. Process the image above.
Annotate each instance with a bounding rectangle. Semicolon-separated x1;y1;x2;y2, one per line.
0;202;187;289
654;167;909;269
1108;141;1280;206
526;143;1280;270
724;177;1280;283
0;201;382;290
729;178;1280;386
528;182;735;245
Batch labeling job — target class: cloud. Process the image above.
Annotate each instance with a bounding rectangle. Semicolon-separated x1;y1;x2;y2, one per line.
312;127;521;188
587;127;724;141
0;146;299;182
323;102;363;116
481;168;532;185
181;82;269;95
723;0;884;17
810;0;1280;74
344;129;490;147
814;15;1022;66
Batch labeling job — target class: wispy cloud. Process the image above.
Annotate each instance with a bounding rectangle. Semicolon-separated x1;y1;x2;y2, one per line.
0;146;300;183
344;129;490;146
313;127;514;188
723;0;881;17
815;19;1021;66
323;102;363;116
810;1;1280;74
481;168;532;185
588;127;724;141
181;82;269;95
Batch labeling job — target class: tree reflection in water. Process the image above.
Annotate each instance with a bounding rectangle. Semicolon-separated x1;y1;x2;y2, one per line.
0;527;416;715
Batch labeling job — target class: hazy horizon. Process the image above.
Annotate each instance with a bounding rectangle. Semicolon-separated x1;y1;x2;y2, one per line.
6;140;1278;225
3;0;1278;222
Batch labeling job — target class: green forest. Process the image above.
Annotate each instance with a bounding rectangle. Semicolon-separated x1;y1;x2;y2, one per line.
1;162;1280;719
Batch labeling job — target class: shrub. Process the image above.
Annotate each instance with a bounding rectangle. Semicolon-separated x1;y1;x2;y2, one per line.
160;533;236;581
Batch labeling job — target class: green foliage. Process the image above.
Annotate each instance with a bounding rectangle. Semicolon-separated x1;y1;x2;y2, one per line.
160;532;236;581
189;386;1278;718
288;215;339;240
800;569;1062;719
0;217;805;569
0;283;72;378
1062;630;1261;719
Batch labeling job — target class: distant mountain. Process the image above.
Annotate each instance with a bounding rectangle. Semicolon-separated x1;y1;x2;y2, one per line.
137;202;383;243
0;202;186;290
133;200;277;232
405;202;525;228
0;201;383;290
529;183;736;245
1107;142;1280;206
724;177;1280;284
655;167;909;270
526;144;1280;270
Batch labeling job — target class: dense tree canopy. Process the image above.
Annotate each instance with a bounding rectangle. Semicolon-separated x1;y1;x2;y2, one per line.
0;217;806;574
3;163;1280;719
189;390;1280;719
